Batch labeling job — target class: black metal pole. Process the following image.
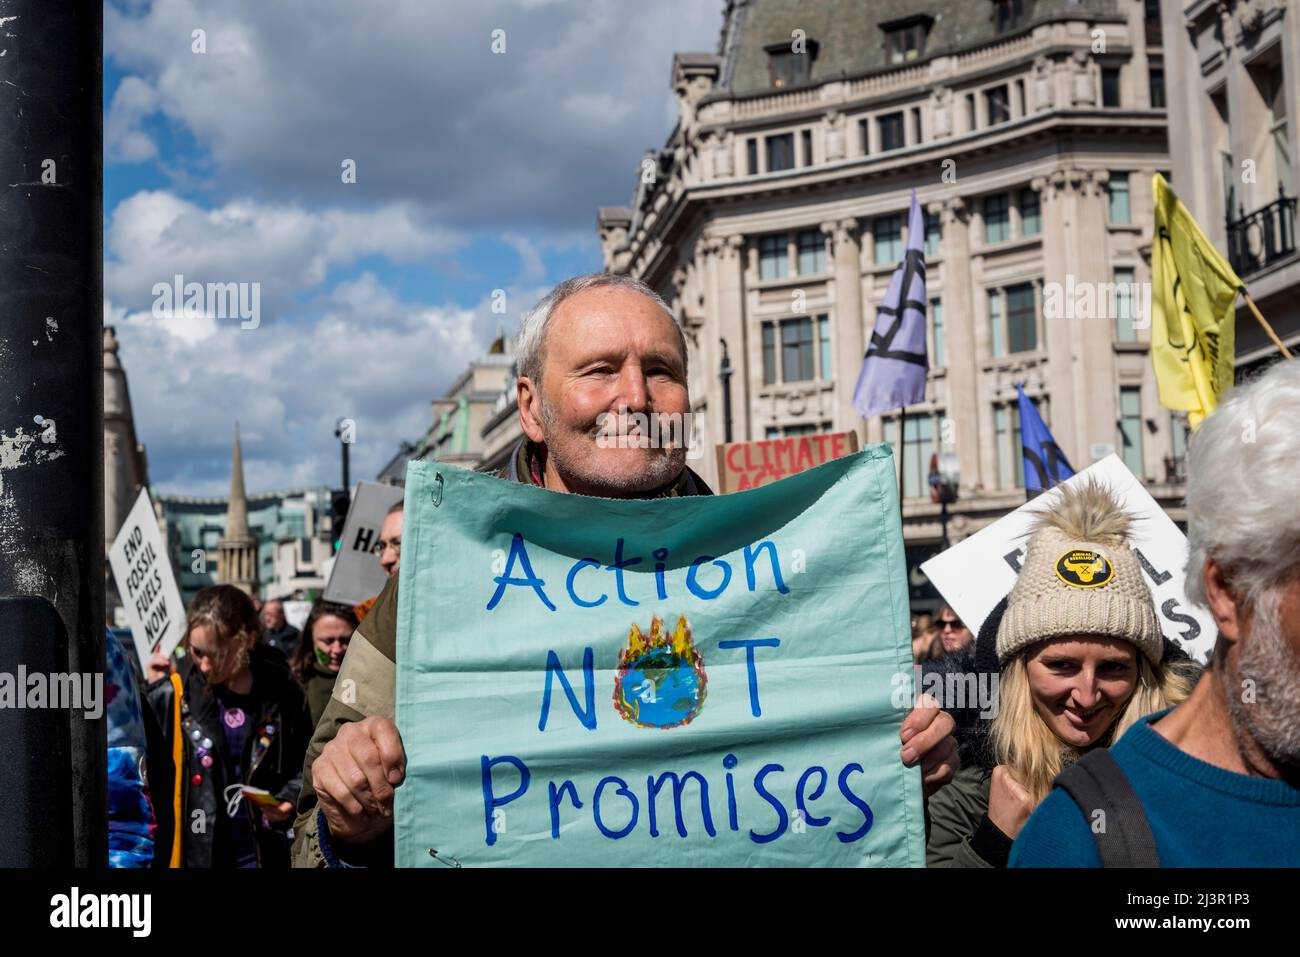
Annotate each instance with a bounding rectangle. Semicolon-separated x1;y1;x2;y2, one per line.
719;338;733;444
335;417;351;491
897;406;907;502
941;498;950;550
0;0;106;866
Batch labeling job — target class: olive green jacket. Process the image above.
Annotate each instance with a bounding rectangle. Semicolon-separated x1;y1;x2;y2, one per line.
303;663;338;730
926;765;1005;868
291;573;400;868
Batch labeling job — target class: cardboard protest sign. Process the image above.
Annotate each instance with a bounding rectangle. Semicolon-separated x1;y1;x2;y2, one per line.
394;447;924;867
108;488;185;667
714;431;859;494
920;455;1215;662
282;600;312;632
322;480;404;606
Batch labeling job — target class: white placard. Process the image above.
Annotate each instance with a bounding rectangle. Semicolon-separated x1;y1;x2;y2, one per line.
108;488;186;667
322;481;405;606
920;455;1215;662
282;600;312;632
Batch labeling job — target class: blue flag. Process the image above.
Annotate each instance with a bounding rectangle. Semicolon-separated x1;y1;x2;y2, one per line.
1017;383;1074;497
852;189;928;419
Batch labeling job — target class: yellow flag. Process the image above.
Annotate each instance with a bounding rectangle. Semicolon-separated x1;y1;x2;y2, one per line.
1151;174;1240;428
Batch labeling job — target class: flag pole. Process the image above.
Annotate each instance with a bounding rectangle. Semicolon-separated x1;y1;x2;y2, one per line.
1241;290;1294;359
897;406;906;505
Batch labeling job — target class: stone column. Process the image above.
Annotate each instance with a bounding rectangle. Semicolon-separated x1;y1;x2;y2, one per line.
1074;169;1119;461
934;198;982;494
1129;0;1151;109
823;218;865;445
715;234;749;440
1037;171;1082;465
1032;56;1053;112
824;111;846;162
698;240;724;461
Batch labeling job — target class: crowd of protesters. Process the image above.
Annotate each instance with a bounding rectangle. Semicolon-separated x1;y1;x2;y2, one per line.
100;496;406;868
104;273;1299;869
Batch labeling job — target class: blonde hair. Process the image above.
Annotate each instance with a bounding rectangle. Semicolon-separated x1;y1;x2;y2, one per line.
990;644;1195;806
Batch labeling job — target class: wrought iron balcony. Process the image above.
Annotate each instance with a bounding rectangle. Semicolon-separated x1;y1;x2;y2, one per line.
1227;189;1298;278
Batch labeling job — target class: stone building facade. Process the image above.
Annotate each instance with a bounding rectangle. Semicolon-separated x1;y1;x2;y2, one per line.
597;0;1190;593
104;326;151;622
1161;0;1299;373
378;336;523;483
411;336;518;472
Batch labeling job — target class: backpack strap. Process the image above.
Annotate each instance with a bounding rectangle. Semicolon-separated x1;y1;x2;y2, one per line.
1053;749;1160;867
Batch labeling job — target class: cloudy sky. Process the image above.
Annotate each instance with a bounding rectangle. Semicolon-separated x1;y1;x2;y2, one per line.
106;0;722;495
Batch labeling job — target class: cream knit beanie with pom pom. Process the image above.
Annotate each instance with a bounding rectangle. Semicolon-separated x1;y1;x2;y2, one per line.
996;477;1162;664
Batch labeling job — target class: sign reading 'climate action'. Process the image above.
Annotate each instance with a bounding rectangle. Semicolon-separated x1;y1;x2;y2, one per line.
714;431;859;494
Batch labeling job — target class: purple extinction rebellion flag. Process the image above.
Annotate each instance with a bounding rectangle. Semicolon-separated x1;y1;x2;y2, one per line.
852;189;928;419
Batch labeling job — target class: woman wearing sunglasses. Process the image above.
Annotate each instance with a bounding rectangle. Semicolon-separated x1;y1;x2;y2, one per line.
936;607;974;657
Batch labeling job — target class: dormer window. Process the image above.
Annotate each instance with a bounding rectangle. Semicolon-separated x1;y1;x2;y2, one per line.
881;15;933;65
765;39;818;89
994;0;1027;35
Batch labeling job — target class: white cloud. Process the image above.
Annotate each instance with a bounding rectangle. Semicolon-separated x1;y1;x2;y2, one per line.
105;189;462;318
106;74;160;163
101;0;724;495
109;269;551;495
105;0;722;229
502;232;546;284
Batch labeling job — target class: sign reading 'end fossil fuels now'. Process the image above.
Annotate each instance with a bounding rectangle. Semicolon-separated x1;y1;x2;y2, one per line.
393;449;924;867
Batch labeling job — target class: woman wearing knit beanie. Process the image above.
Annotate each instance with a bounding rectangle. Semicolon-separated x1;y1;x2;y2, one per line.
926;478;1199;867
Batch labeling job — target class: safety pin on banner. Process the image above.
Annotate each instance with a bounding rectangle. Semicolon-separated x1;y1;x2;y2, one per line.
431;471;444;508
428;847;462;868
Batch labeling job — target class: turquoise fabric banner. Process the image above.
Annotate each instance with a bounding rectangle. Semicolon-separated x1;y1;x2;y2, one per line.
394;446;924;866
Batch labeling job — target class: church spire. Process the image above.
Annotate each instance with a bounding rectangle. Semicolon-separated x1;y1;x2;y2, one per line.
216;422;258;595
225;422;252;541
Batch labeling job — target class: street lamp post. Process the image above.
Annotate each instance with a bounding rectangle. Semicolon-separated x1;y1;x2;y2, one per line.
719;338;734;444
929;451;961;550
334;418;351;492
332;419;353;549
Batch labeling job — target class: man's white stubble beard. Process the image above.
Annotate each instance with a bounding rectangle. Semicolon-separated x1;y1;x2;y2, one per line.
539;398;685;495
1225;587;1300;767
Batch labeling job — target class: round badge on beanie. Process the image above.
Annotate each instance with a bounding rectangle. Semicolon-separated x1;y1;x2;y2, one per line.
996;479;1162;665
1054;548;1113;588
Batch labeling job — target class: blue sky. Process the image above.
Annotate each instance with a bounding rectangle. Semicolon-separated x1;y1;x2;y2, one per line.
105;0;721;495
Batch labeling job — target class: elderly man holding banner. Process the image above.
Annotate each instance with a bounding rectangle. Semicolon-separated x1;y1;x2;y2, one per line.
292;273;957;867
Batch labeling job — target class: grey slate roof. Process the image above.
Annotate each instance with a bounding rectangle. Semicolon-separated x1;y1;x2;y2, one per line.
718;0;1121;97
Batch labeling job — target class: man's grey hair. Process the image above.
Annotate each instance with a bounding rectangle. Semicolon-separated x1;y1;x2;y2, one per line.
516;273;688;385
1184;357;1300;611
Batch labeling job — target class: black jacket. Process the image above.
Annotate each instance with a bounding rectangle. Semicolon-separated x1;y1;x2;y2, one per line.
146;645;313;868
264;624;300;664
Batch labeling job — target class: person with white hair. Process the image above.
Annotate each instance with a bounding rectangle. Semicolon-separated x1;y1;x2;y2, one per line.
290;273;960;866
1012;358;1300;866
